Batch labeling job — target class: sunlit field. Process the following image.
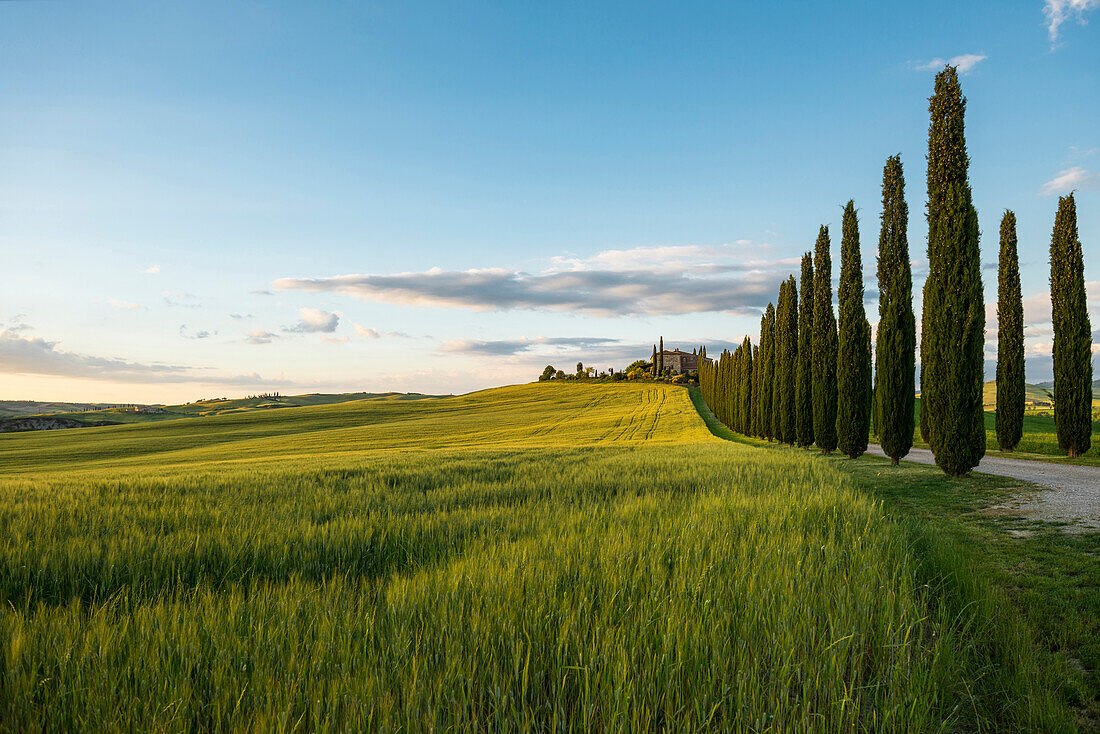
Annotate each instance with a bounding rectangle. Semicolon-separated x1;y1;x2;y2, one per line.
0;384;1070;731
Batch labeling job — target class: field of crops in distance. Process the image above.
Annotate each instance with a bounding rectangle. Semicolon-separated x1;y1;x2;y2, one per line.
0;383;1069;731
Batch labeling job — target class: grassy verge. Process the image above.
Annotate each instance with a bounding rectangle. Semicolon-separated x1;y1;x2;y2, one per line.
912;398;1100;466
691;387;1100;730
835;457;1100;730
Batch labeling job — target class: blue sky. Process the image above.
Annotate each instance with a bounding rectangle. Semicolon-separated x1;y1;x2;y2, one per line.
1;0;1097;402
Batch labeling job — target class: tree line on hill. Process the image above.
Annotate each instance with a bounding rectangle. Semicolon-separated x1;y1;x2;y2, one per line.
701;66;1093;475
539;353;701;385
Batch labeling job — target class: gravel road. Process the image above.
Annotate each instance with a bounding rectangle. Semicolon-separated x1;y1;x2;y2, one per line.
865;444;1100;531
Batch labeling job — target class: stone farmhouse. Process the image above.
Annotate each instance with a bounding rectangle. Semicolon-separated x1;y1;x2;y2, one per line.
660;348;710;375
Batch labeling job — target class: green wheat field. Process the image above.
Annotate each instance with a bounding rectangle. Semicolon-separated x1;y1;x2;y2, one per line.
0;383;1074;731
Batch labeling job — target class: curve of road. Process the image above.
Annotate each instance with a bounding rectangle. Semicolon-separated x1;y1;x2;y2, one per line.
866;444;1100;531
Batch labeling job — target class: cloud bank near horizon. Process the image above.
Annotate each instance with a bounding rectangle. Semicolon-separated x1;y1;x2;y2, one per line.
0;327;287;386
274;243;799;317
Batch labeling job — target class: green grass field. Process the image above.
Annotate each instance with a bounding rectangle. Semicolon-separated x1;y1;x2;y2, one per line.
0;383;1081;731
911;397;1100;463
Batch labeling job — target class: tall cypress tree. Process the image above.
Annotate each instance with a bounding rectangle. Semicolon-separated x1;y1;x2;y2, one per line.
787;275;800;444
875;155;915;465
740;336;753;435
774;276;799;443
796;252;815;446
921;66;986;476
759;304;776;440
996;210;1025;452
658;336;664;376
812;226;839;453
752;316;765;436
922;67;970;445
1050;194;1093;459
837;200;873;458
731;347;739;426
771;285;784;440
717;350;729;424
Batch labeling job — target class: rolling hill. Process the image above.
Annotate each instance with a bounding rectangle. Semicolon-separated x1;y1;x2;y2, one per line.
0;391;448;432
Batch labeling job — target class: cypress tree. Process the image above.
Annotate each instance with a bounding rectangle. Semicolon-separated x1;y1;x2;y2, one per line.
740;336;753;435
837;200;872;458
658;336;664;376
921;66;986;476
752;322;762;435
730;346;741;429
738;344;747;431
812;226;839;453
716;350;729;424
787;275;800;444
751;321;763;436
758;304;776;440
773;277;799;443
875;155;915;465
871;382;878;437
996;210;1025;452
770;286;784;440
796;252;815;446
651;345;657;378
1050;194;1093;459
699;351;711;404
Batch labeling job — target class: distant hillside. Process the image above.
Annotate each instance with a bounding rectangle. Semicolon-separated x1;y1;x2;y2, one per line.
1044;379;1100;393
0;416;122;433
0;392;449;431
0;400;159;418
981;380;1100;410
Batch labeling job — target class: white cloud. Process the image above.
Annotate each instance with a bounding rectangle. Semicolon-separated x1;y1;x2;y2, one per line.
179;325;215;340
108;299;141;310
247;329;278;345
914;53;987;74
1068;145;1099;160
1;316;32;334
286;307;339;333
354;323;410;339
162;291;201;308
1039;166;1100;195
274;242;796;318
140;265;161;274
439;336;624;357
0;327;284;385
1044;0;1099;43
356;325;380;338
547;241;769;274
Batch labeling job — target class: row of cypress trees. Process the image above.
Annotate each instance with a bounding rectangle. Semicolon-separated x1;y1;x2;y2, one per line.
701;65;1092;472
699;184;886;460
